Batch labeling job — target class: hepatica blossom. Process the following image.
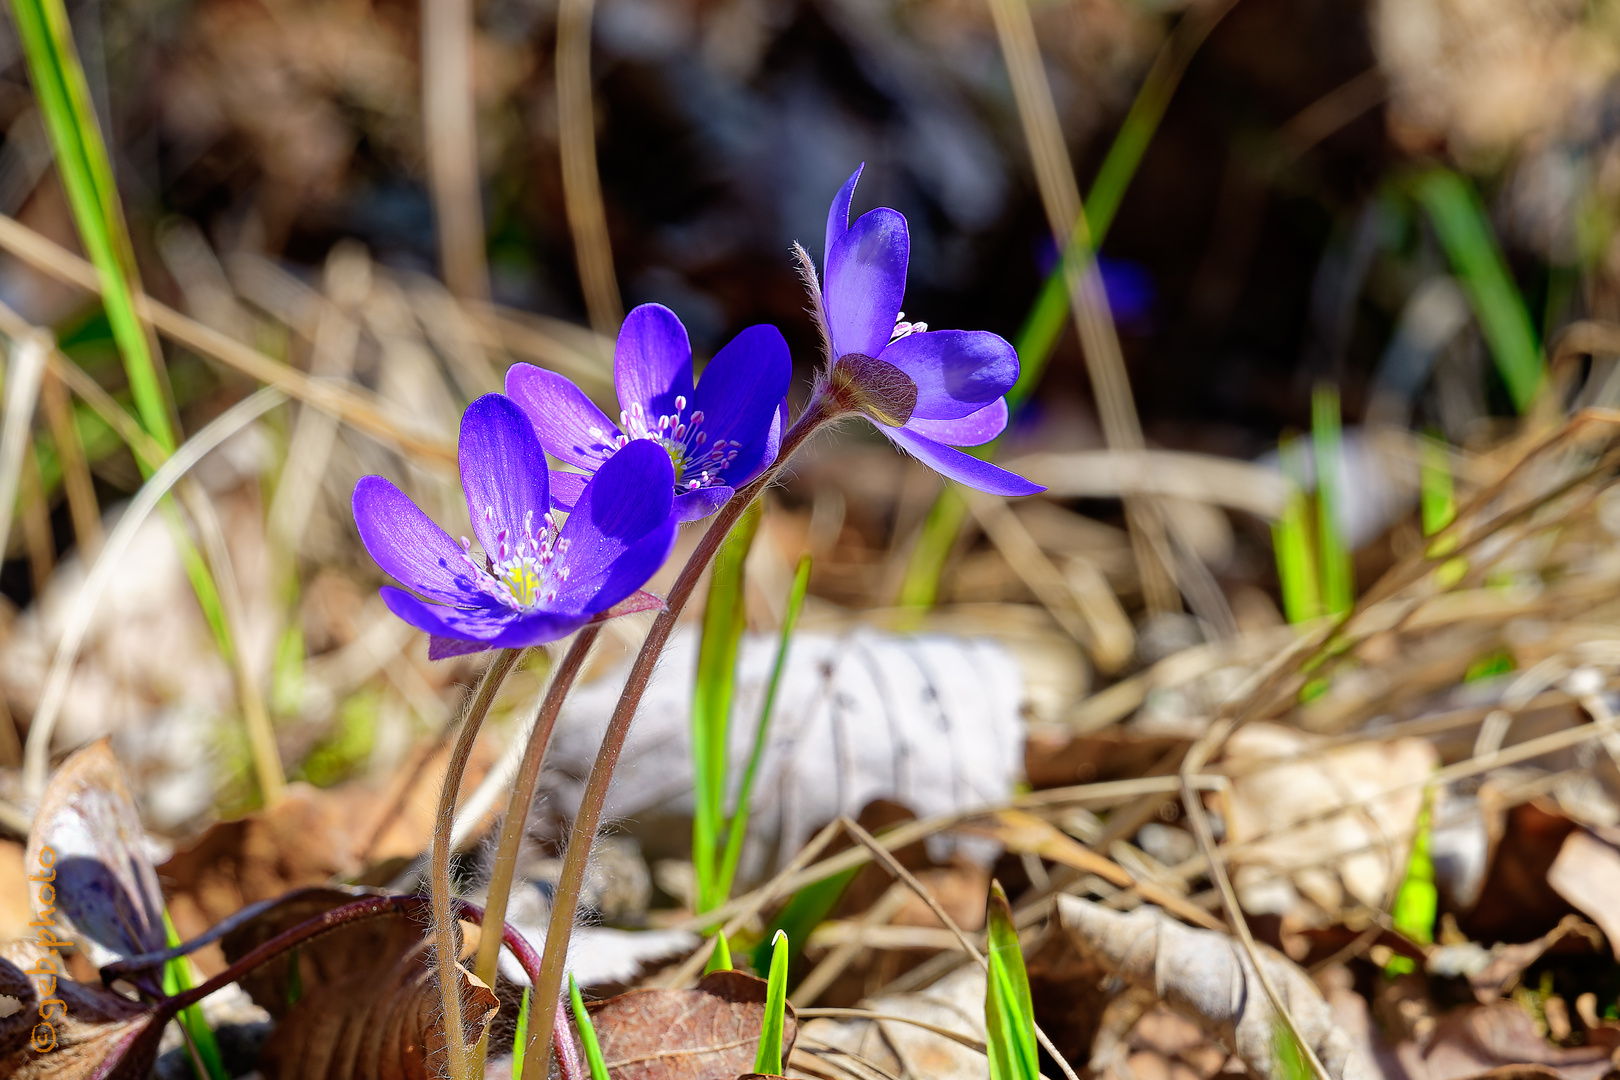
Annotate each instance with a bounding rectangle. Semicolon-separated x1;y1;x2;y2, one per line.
353;393;678;659
506;303;791;522
815;165;1042;497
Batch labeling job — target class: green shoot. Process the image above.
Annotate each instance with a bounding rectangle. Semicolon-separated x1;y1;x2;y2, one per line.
1386;790;1436;978
1420;435;1468;588
751;866;858;977
1311;386;1354;618
715;553;812;901
1414;168;1544;413
511;987;531;1080
692;498;763;912
1273;436;1321;625
569;974;610;1080
984;882;1039;1080
1273;1019;1313;1080
286;947;303;1006
753;930;789;1076
161;910;228;1080
704;928;733;974
896;485;968;611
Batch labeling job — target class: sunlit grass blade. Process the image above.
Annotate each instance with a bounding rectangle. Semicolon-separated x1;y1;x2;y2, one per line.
984;881;1039;1080
1273;1019;1313;1080
569;973;610;1080
1414;168;1544;413
161;910;228;1080
715;553;812;901
8;0;176;452
1385;789;1437;977
1311;385;1354;618
510;986;530;1079
752;866;858;977
692;497;764;912
704;928;733;974
753;930;789;1076
1273;435;1321;625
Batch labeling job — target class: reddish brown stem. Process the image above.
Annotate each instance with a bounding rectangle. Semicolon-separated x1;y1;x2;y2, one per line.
522;397;836;1075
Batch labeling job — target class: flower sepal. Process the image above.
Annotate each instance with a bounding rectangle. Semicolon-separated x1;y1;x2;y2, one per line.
827;352;918;427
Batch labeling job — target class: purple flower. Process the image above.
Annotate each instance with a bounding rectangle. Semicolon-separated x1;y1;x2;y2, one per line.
506;303;792;523
352;393;679;660
817;165;1042;497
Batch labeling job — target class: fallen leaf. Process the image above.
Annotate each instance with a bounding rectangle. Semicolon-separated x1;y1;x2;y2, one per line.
1056;896;1375;1080
578;969;796;1080
1464;916;1604;1003
232;898;497;1080
24;740;165;970
1546;830;1620;959
0;939;164;1080
1421;1002;1612;1080
1220;722;1437;924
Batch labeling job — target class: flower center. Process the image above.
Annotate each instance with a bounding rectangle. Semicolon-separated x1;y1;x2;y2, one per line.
603;394;744;493
461;508;570;612
889;311;927;343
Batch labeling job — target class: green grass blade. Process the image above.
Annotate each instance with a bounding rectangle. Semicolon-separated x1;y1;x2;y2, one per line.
8;0;176;453
1414;168;1544;413
1420;435;1456;538
569;974;610;1080
754;930;789;1076
1311;386;1354;618
285;947;303;1007
161;910;228;1080
752;866;859;977
715;554;812;900
1386;790;1437;977
1273;1019;1313;1080
1273;436;1321;625
896;484;968;610
704;928;733;974
692;497;764;912
511;986;531;1079
984;882;1039;1080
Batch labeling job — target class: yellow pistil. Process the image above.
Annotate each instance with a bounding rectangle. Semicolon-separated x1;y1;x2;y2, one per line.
504;562;541;607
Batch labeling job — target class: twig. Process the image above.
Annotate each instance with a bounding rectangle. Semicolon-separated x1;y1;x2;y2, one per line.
837;816;1083;1080
0;211;455;465
556;0;621;339
661;818;846;991
422;0;489;300
20;386;287;798
1180;723;1331;1080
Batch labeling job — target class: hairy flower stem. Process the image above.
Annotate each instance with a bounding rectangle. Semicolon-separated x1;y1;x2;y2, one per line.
433;646;524;1080
522;397;837;1076
470;624;603;1072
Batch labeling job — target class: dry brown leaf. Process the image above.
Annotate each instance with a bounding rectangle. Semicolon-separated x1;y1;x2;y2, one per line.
1546;830;1620;959
1056;896;1375;1080
1465;916;1605;1004
251;903;497;1080
24;740;166;969
578;969;796;1080
0;940;164;1080
1220;723;1436;924
1419;1003;1612;1080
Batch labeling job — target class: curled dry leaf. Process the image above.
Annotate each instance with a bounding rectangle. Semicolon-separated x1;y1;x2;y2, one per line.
214;888;497;1080
1056;896;1376;1080
1546;830;1620;959
1221;723;1436;925
0;940;164;1080
24;740;165;970
576;969;796;1080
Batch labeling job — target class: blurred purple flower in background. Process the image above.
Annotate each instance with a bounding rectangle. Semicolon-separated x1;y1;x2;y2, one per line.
816;165;1042;497
353;393;678;659
506;303;791;522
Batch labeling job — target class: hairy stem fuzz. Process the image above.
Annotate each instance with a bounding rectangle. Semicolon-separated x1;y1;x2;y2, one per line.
521;395;836;1076
433;647;523;1080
